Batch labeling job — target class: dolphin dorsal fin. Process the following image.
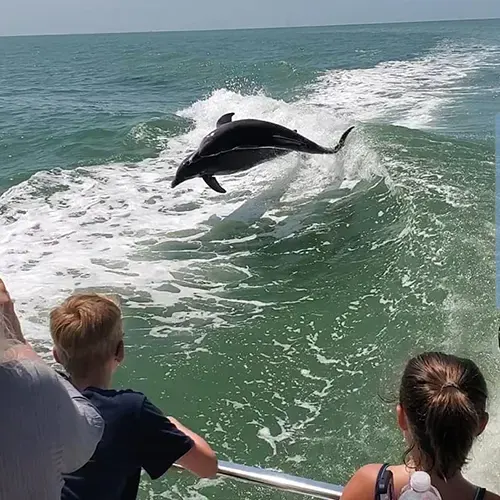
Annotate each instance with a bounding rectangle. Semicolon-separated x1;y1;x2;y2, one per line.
216;113;235;127
202;174;227;193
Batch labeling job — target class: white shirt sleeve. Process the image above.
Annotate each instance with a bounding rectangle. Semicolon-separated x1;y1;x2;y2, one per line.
52;372;105;473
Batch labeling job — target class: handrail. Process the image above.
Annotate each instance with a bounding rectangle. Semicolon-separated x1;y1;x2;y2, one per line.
173;460;343;499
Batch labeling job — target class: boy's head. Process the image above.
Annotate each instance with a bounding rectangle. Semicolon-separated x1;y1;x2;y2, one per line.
50;293;124;380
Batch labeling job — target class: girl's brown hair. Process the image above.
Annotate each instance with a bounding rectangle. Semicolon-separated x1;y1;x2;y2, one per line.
399;351;488;480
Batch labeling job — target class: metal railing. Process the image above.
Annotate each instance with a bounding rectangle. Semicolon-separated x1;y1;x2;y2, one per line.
174;460;343;499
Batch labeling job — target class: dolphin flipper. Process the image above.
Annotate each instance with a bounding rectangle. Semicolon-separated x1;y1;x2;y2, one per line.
331;126;355;153
216;113;235;127
203;174;227;193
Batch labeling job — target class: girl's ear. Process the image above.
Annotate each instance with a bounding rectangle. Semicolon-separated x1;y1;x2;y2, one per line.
477;412;489;436
397;403;408;432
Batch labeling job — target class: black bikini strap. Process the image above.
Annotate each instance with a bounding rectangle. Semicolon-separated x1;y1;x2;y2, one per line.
376;463;390;479
374;463;390;500
474;487;486;500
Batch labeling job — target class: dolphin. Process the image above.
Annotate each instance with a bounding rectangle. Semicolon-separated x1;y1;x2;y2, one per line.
171;112;355;193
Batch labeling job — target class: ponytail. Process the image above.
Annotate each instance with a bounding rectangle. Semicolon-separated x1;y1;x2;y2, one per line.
400;352;487;480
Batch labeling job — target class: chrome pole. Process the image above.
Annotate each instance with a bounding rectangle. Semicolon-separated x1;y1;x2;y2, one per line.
173;460;343;499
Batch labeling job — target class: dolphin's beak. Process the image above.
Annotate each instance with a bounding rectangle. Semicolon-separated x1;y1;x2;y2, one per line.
171;152;196;188
171;165;186;188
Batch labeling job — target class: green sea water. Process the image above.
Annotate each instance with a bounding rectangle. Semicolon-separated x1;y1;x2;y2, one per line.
1;18;500;498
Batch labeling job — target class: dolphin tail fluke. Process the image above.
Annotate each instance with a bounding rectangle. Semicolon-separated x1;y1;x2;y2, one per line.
203;175;227;193
330;126;355;153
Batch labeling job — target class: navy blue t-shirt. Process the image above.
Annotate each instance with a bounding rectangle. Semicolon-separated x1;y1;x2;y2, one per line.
61;386;194;500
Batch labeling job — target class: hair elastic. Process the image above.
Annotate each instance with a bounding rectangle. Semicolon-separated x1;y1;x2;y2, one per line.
441;381;460;390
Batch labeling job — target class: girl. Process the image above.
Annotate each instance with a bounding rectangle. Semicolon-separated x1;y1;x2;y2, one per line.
341;351;499;500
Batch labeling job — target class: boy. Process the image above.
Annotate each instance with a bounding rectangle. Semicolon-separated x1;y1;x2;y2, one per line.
49;293;218;500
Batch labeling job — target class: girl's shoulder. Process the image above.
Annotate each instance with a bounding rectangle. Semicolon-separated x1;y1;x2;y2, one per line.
341;463;409;500
485;491;500;500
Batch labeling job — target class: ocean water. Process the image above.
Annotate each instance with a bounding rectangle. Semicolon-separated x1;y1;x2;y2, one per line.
1;18;500;498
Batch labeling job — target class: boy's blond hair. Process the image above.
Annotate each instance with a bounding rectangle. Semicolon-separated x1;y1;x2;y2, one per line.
50;293;123;378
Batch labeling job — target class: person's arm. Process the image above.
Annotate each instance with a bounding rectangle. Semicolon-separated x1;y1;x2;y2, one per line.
0;278;26;344
341;463;382;500
54;372;105;472
14;358;105;474
1;278;104;471
0;278;44;365
137;397;218;480
167;416;218;478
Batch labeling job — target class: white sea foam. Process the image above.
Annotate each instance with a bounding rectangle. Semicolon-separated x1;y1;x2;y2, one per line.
305;41;497;129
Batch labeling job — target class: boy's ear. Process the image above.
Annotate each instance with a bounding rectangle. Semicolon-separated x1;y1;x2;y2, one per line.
115;340;124;362
52;346;61;364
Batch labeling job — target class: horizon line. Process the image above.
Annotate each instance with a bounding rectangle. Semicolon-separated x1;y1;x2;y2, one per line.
1;15;499;39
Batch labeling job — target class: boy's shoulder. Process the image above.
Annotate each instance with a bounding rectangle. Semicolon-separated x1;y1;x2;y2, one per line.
82;386;150;417
54;371;167;423
85;386;146;399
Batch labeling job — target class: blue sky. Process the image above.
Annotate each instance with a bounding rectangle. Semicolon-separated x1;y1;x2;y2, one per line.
1;0;500;36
